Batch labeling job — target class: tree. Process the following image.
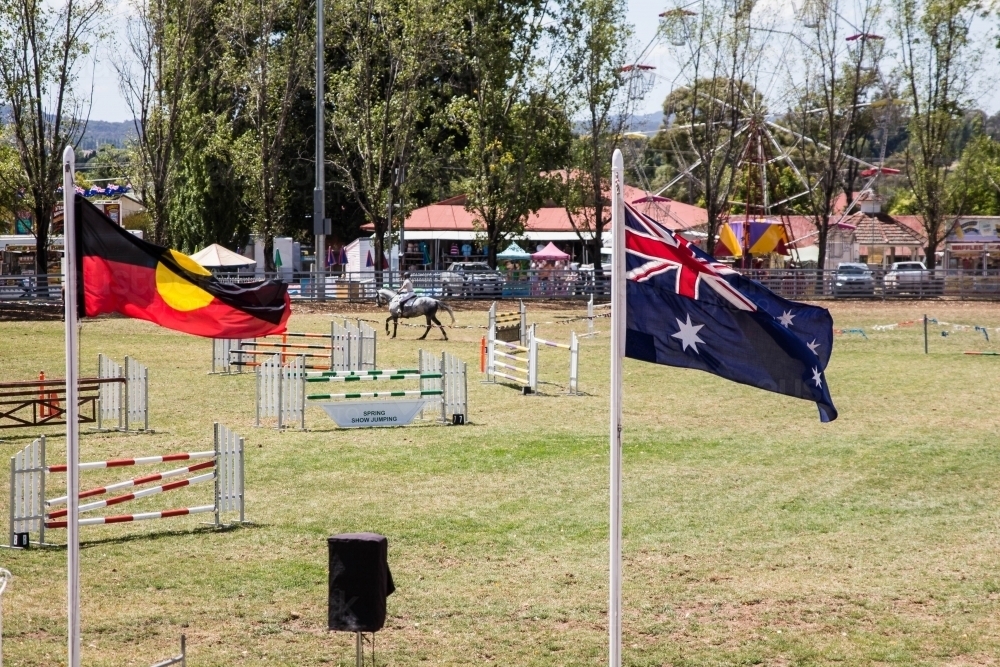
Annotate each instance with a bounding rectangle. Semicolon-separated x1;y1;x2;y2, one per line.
219;0;311;266
0;124;29;233
557;0;633;276
452;0;571;267
114;0;207;245
952;134;1000;215
327;0;445;277
785;0;885;272
0;0;105;276
894;0;980;268
652;0;771;251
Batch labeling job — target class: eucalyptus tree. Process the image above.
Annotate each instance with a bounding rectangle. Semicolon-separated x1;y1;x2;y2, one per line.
784;0;885;271
327;0;446;274
114;0;208;245
0;0;105;276
894;0;981;267
452;0;572;267
558;0;634;275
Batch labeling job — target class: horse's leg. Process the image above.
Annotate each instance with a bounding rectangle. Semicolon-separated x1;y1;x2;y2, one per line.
419;314;432;340
385;315;392;335
430;313;448;340
393;318;399;338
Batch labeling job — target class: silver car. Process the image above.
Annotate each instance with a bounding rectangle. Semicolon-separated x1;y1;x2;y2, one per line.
441;262;505;297
833;262;875;297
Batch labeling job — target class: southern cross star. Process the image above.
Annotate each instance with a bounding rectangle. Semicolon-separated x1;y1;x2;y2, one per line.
778;310;795;328
807;340;820;354
672;314;705;353
811;366;823;388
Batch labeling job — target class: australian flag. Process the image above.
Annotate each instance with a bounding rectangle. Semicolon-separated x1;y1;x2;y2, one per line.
624;204;838;422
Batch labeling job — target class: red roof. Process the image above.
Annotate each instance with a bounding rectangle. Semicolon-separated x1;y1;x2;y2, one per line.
365;185;708;235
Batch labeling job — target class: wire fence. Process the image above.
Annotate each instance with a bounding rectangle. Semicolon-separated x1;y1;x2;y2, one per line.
5;268;1000;304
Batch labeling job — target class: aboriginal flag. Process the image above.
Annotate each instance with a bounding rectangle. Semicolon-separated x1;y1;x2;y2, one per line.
73;195;290;338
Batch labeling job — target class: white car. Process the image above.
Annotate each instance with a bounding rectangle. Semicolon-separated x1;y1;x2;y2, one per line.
884;261;942;295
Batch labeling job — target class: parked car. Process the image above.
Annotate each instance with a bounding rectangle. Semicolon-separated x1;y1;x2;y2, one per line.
833;262;875;297
884;261;943;295
441;262;505;296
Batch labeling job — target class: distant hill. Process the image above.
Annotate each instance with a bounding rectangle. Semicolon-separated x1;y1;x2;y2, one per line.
1;106;135;148
79;119;135;148
625;111;665;133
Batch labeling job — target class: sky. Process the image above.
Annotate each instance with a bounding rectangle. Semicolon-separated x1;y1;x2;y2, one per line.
86;0;998;123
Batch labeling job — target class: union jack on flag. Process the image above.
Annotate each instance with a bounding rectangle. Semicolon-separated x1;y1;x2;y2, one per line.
622;203;838;422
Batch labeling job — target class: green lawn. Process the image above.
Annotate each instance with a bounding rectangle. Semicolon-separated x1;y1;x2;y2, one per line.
1;300;999;666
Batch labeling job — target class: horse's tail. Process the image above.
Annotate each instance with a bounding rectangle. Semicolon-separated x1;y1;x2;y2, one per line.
438;300;456;325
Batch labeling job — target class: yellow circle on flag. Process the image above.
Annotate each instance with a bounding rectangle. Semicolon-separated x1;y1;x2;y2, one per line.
155;250;214;311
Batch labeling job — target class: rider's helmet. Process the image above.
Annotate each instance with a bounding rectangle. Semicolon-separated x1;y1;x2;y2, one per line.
404;272;411;279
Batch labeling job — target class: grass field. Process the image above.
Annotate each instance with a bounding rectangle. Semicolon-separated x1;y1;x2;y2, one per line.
1;300;999;666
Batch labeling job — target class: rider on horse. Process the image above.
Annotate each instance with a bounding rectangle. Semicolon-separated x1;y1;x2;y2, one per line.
398;272;416;306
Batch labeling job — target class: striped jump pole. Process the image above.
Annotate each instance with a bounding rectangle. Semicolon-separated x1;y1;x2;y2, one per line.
306;373;441;384
47;460;216;506
307;390;443;400
310;368;420;378
46;472;216;521
50;505;217;528
47;450;215;473
964;351;1000;356
532;330;580;394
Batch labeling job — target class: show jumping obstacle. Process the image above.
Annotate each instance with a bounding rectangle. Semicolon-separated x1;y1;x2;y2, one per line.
0;355;150;431
483;322;580;394
309;350;467;427
214;320;376;374
487;301;527;345
585;294;611;336
256;351;468;429
5;423;244;548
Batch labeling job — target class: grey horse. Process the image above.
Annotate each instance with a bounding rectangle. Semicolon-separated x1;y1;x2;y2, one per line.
376;288;456;340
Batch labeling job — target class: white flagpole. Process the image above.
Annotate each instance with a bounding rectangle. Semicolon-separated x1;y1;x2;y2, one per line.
62;145;81;667
609;148;625;667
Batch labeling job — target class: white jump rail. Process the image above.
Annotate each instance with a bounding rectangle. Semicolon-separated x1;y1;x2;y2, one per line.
97;353;150;432
5;424;245;548
220;320;377;373
0;568;9;667
485;333;538;394
532;324;580;394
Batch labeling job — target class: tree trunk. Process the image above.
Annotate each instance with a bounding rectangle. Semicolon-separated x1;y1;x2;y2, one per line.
34;200;52;282
816;229;828;294
925;240;938;269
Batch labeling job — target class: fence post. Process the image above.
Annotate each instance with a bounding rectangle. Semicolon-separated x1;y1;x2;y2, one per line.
7;457;14;549
519;300;527;346
528;324;538;394
124;355;132;432
213;422;221;529
38;436;45;547
924;314;929;354
441;351;447;424
587;295;594;335
254;365;261;428
569;331;579;394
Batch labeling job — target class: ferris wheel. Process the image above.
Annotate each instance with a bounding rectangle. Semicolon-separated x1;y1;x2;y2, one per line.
619;0;903;258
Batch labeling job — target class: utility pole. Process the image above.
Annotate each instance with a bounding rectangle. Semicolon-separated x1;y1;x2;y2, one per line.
313;0;326;299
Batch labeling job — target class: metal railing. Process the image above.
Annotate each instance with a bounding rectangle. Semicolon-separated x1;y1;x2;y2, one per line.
6;268;1000;304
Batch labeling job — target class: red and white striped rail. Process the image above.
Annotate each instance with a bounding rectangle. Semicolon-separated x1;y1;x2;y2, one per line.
47;460;216;507
47;505;216;529
47;450;214;473
47;471;217;520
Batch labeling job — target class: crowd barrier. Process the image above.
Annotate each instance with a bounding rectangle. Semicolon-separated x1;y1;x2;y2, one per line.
5;423;244;548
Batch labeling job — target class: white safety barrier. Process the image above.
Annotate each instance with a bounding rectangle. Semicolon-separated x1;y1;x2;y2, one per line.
5;424;244;548
97;353;150;431
221;320;377;373
0;568;9;667
255;354;305;430
532;325;580;394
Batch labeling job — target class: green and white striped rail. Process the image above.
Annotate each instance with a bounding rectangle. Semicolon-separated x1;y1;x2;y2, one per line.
306;373;442;384
307;389;443;400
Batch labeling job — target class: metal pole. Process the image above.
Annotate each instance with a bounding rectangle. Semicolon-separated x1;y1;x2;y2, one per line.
62;146;82;667
313;0;326;301
356;631;362;667
608;148;625;667
0;568;10;667
924;314;928;354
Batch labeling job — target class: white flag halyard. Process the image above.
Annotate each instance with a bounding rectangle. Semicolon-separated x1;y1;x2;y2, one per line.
608;148;626;667
62;145;82;667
